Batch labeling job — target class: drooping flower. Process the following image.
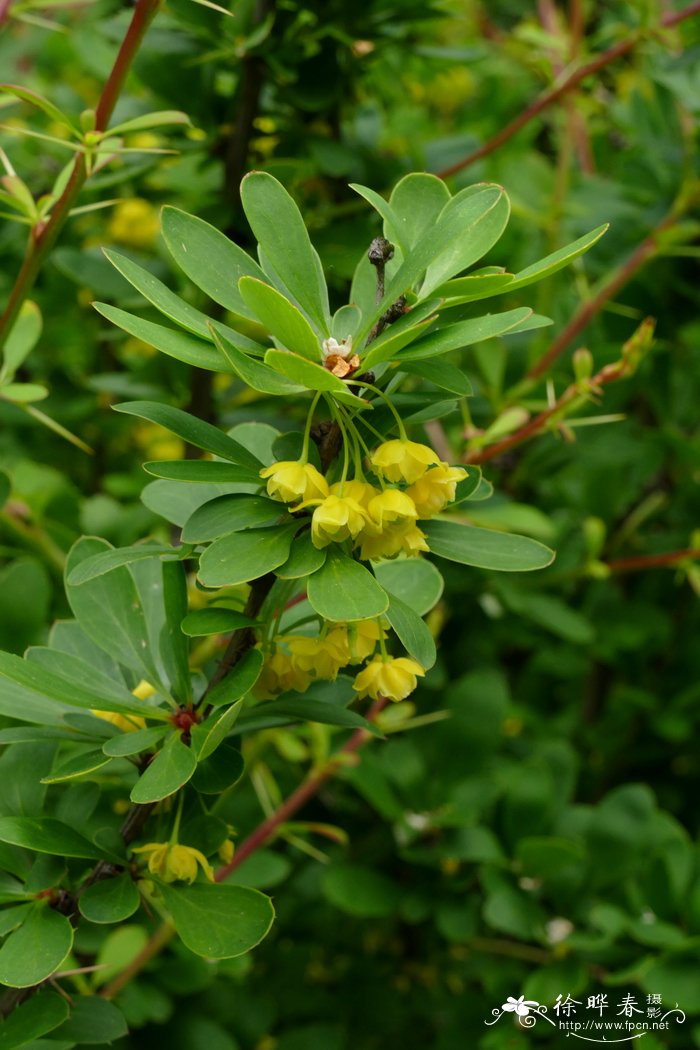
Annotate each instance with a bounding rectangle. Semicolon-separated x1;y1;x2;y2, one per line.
260;460;328;504
366;488;418;530
346;620;386;662
286;631;349;680
353;654;425;701
370;439;440;484
311;494;367;548
256;649;312;697
407;463;468;518
132;842;214;883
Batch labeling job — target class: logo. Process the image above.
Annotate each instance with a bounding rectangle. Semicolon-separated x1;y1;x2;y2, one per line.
485;992;686;1043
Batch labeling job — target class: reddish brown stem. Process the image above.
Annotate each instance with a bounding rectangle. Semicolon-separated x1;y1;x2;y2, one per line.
467;359;627;465
0;0;13;27
215;697;389;881
606;549;700;573
526;211;676;380
437;1;700;179
0;0;162;349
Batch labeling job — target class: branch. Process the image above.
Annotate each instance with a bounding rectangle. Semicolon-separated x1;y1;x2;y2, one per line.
99;698;390;999
467;318;655;465
605;548;700;573
525;211;676;380
436;1;700;179
0;0;162;350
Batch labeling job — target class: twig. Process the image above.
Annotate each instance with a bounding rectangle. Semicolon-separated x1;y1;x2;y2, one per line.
0;0;13;27
525;211;676;380
436;1;700;179
0;0;162;350
467;318;655;465
605;548;700;573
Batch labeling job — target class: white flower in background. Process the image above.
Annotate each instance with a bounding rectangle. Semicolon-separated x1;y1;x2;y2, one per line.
502;995;540;1017
546;917;574;944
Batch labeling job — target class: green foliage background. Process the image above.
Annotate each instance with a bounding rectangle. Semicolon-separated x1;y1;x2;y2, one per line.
0;1;699;1047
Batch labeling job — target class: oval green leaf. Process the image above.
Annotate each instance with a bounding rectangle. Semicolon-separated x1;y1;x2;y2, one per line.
423;518;555;572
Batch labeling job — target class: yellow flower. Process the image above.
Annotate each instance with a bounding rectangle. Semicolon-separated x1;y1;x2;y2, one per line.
370;440;440;484
346;620;386;662
356;520;429;561
330;479;379;508
131;680;157;701
366;488;418;530
311;494;366;548
353;655;426;702
256;650;312;697
132;842;214;883
397;522;430;556
407;464;468;518
107;199;160;249
260;460;329;504
286;631;349;679
218;839;235;864
91;710;146;734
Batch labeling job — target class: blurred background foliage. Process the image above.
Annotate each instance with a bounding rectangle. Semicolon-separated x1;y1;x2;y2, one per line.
0;0;699;1046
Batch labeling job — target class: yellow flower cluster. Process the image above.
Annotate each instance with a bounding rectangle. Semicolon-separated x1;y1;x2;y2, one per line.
353;655;425;702
260;440;467;561
257;620;385;697
133;841;214;883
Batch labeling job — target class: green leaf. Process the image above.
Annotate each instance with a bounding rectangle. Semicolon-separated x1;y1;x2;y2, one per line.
276;533;327;579
159;881;275;958
389;172;451;250
453;467;483;504
241;172;329;334
264;349;365;406
108;109;190;135
399;360;472;396
65;538;165;685
161;206;266;319
359;314;439;370
506;224;609;293
205;649;263;709
78;875;140;925
307;551;389;622
1;300;42;379
0;816;108;859
0;382;48;403
198;524;297;588
53;996;128;1044
0;991;68;1049
191;700;243;761
113;401;262;469
397;307;534;361
191;742;245;793
373;559;444;616
94;304;227;371
0;84;78;132
181;494;284;543
66;542;174;585
431;271;515;305
238;698;379;735
102;726;169;757
0;647;163;723
423;519;555;571
130;734;197;804
384;592;436;669
181;609;260;637
159;558;193;705
356;185;506;342
102;249;218;340
321;863;397;918
239;277;321;361
143;460;260;484
422;186;511;294
210;326;305;395
0;905;73;987
40;749;112;784
350;184;404;251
